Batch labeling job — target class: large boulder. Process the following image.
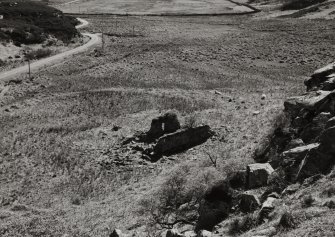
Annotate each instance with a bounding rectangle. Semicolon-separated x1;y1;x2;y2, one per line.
153;125;213;157
305;62;335;90
238;191;261;213
247;163;274;189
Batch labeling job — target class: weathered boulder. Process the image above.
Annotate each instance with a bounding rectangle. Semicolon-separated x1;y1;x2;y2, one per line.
284;90;335;117
305;62;335;90
238;192;261;213
166;229;184;237
300;112;332;143
153;125;213;157
247;163;274;189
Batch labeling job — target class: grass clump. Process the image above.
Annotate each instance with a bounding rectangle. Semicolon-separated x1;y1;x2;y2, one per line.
302;194;315;208
229;213;259;235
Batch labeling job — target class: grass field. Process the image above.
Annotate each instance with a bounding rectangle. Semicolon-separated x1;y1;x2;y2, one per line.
0;13;335;236
55;0;254;14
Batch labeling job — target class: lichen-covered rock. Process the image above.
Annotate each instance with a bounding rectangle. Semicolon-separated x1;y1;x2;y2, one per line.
247;163;274;189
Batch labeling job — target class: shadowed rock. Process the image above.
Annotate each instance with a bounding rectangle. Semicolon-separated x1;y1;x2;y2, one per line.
305;62;335;91
247;163;274;189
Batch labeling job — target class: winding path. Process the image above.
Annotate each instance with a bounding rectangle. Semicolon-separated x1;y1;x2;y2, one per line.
0;18;100;81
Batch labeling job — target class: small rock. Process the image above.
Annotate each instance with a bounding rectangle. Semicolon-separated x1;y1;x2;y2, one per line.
261;94;266;100
239;192;261;213
253;111;260;116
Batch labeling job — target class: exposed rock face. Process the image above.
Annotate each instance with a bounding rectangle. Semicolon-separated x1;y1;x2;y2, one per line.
247;163;274;189
153;125;213;157
254;63;335;184
305;62;335;91
238;192;261;213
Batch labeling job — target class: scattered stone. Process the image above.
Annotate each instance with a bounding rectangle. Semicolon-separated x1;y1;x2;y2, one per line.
238;192;261;213
261;94;266;100
247;163;274;189
252;111;260;116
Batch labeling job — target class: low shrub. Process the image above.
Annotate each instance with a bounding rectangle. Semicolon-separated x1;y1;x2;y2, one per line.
25;48;52;60
302;194;315;208
229;213;259;235
281;0;326;11
278;211;298;229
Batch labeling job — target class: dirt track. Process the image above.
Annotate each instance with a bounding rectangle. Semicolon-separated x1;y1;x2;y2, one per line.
0;18;100;82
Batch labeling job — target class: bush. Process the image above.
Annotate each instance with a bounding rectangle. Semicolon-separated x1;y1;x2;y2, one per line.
281;0;326;10
25;48;52;60
302;194;315;208
278;211;298;229
0;1;78;44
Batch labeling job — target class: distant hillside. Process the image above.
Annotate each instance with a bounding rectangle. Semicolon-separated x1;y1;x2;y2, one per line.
0;0;79;46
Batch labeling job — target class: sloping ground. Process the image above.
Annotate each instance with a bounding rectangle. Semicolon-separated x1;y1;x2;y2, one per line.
55;0;254;15
0;15;334;236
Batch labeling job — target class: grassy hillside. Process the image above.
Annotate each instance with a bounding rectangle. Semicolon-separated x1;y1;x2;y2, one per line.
0;0;79;46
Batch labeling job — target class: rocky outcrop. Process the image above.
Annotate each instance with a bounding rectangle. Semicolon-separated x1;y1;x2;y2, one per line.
254;62;335;184
246;163;274;189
